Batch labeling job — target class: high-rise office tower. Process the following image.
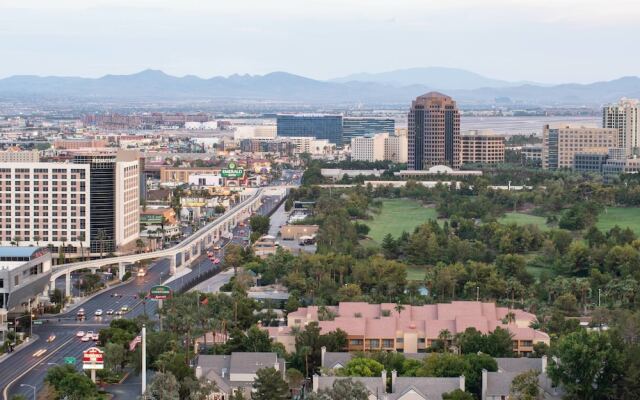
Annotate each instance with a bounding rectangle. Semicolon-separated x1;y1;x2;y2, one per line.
603;98;640;156
73;150;140;254
408;92;461;169
276;115;343;144
343;118;395;144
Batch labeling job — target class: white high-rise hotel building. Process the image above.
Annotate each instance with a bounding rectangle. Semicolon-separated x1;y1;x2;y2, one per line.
0;150;139;259
603;98;640;156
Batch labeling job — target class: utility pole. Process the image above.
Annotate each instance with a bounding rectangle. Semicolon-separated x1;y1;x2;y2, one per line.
476;286;479;302
142;324;147;395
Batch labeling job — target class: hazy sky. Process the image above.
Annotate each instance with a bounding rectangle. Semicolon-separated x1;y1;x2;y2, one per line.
1;0;639;83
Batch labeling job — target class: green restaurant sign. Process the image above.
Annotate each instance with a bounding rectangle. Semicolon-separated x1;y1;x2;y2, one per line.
149;285;172;300
221;162;244;179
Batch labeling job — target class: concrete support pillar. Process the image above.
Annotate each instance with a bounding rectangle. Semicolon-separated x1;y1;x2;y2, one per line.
65;273;71;298
118;262;126;280
169;256;176;275
90;268;98;275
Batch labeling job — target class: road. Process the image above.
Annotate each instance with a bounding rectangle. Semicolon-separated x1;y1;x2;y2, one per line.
1;189;293;400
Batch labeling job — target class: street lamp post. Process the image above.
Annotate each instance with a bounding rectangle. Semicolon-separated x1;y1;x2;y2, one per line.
20;384;36;400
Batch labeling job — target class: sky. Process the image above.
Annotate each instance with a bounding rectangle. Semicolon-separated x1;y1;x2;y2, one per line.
1;0;639;84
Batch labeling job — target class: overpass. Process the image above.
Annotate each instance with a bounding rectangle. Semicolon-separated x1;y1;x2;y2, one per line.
49;186;287;297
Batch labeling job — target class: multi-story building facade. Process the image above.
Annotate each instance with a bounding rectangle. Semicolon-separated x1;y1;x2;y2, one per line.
603;98;640;156
351;133;388;162
160;167;222;185
351;132;408;163
0;150;139;257
408;92;461;170
0;247;52;338
343;118;395;144
542;125;618;169
460;130;505;164
0;149;40;163
268;301;550;356
384;133;408;163
276;115;343;144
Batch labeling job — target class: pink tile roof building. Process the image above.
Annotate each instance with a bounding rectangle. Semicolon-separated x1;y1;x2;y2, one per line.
272;301;549;355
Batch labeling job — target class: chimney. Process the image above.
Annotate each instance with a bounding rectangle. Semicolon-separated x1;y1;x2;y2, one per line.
195;366;202;379
381;370;387;394
391;370;397;393
312;374;319;392
481;369;488;400
321;346;326;368
460;375;465;391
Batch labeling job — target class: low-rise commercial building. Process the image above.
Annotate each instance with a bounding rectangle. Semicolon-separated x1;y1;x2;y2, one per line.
0;247;52;339
269;301;549;356
280;225;319;241
0;149;40;163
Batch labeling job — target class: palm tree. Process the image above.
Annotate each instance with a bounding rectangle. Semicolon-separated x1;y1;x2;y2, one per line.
159;216;168;249
33;235;41;247
77;232;86;261
97;229;106;259
394;303;406;317
136;238;145;254
138;290;148;317
11;236;21;247
438;329;452;353
59;237;68;264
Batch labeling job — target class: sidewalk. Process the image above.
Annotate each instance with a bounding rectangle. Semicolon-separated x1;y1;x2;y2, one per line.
0;334;39;364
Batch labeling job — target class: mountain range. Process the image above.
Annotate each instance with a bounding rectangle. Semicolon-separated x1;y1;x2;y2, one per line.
1;68;639;106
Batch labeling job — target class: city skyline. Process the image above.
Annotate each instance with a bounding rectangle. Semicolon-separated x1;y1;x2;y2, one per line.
1;0;640;83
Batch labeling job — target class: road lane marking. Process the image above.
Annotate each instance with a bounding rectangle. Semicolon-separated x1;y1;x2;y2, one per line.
2;336;74;400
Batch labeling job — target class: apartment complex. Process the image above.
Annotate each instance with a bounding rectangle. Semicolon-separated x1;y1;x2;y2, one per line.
460;130;505;164
385;133;409;163
343;117;395;144
0;150;140;255
408;92;461;170
276;115;343;144
0;149;40;163
542;125;618;169
269;301;550;356
603;98;640;156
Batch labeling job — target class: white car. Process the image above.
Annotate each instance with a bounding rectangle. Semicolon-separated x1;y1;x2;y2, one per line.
106;309;114;315
81;335;91;342
76;331;86;338
94;309;103;316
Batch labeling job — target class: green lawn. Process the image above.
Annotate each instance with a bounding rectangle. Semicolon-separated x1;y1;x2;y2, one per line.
597;207;640;236
498;212;550;231
365;199;439;243
407;266;427;281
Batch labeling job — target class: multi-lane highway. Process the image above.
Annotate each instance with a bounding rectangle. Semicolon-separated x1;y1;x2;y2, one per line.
1;188;291;400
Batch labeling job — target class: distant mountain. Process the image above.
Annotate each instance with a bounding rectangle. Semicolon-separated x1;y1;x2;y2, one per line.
0;69;639;106
331;67;540;90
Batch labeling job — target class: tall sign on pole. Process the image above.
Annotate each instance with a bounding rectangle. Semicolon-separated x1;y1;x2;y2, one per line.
82;347;104;383
220;162;245;179
149;285;172;300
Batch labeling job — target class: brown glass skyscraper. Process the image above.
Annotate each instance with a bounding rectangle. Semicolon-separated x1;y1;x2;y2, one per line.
408;92;461;169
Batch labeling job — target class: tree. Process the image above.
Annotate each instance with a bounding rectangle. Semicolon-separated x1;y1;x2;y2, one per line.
249;215;270;236
224;244;243;276
442;389;475;400
144;371;180;400
104;342;127;373
307;378;370;400
510;370;540;400
45;364;100;400
548;330;624;400
136;238;145;254
485;327;514;357
252;367;289;400
340;358;385;377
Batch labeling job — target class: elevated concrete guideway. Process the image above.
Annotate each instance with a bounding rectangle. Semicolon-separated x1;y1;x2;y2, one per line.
49;186;288;297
